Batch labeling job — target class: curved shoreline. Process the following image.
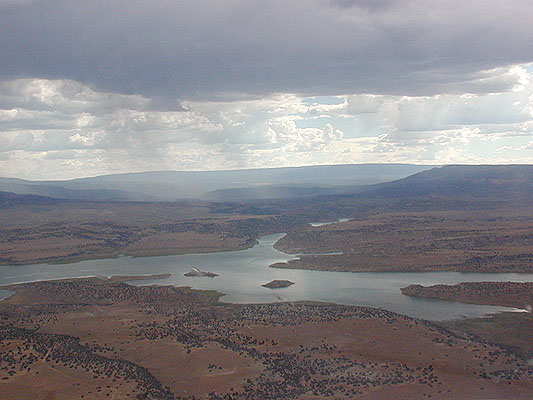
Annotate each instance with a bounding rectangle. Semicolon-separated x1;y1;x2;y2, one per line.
1;230;532;321
2;276;532;399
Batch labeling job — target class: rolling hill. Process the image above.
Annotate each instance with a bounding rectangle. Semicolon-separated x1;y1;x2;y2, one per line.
0;164;434;202
356;165;533;201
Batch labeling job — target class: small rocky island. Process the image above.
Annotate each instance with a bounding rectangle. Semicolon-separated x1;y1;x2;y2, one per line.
262;280;294;289
184;268;219;277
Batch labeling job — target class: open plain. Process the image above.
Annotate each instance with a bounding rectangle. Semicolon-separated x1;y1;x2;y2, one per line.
1;277;532;399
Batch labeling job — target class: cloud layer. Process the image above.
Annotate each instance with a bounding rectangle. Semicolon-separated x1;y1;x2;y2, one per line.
1;65;531;179
0;1;532;178
1;0;532;98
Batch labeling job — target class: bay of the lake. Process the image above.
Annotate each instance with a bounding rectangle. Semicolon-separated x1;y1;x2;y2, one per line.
1;232;531;321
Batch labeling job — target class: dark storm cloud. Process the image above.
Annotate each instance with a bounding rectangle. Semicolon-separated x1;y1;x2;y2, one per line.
328;0;401;11
0;0;532;99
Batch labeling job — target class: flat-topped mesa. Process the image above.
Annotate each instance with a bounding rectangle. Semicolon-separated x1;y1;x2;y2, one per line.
184;267;219;277
262;280;295;289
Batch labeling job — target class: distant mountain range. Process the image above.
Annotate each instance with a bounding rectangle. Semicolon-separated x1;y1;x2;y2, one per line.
357;164;533;201
0;164;434;202
196;165;533;202
1;164;531;204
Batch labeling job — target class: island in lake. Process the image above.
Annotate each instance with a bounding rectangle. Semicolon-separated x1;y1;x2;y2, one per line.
262;280;295;289
184;267;219;277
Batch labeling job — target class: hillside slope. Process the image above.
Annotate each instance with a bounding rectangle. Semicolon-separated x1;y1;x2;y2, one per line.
356;165;533;200
0;164;433;201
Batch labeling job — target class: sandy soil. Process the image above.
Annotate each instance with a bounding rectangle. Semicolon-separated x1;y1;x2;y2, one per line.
1;278;532;399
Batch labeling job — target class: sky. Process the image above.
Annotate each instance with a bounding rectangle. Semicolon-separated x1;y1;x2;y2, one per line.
0;0;532;180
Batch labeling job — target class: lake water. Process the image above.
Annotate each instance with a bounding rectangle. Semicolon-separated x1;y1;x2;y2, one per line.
1;232;531;321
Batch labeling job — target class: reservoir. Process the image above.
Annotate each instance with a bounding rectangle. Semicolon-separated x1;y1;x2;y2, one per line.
1;233;531;321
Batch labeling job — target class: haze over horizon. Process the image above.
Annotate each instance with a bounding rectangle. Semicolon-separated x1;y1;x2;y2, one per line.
1;0;532;180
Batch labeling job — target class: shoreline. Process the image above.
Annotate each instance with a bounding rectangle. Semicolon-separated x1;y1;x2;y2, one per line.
3;271;531;321
1;230;532;322
5;214;531;275
1;275;532;399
